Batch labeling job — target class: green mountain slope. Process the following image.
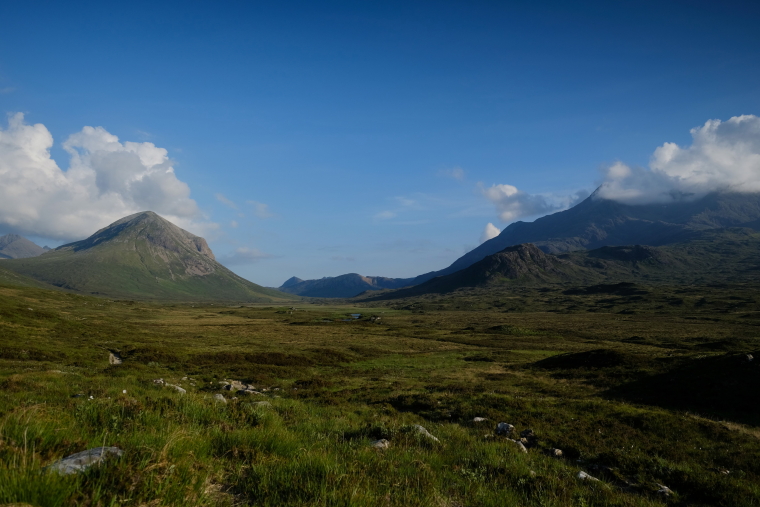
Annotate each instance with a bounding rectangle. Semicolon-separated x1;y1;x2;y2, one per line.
3;212;297;302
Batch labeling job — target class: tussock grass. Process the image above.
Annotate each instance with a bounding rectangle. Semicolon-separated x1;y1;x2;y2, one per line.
0;281;758;505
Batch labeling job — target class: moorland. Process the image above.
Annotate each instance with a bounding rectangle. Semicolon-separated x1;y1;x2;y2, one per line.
0;271;758;506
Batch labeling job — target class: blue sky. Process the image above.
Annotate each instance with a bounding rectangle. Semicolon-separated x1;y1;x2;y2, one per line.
1;0;759;286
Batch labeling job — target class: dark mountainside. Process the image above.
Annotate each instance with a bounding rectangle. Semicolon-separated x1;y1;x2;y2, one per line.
2;212;296;302
0;234;49;259
361;228;760;300
409;190;760;285
279;273;414;298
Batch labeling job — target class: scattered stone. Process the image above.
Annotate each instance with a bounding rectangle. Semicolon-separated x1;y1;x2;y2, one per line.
656;484;673;496
746;354;754;363
549;448;563;457
251;401;272;408
577;471;599;481
239;389;263;396
507;438;528;453
46;447;123;475
167;384;186;394
495;422;514;436
224;380;246;391
472;417;488;423
370;439;390;449
214;393;227;404
153;379;165;385
108;351;123;365
412;424;440;443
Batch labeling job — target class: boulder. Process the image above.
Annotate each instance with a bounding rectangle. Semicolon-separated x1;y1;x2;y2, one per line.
108;352;122;365
412;424;440;443
507;438;528;453
577;471;599;481
214;393;227;404
549;448;563;457
167;384;186;394
472;417;488;423
495;422;514;436
46;447;123;475
370;439;390;449
656;484;673;496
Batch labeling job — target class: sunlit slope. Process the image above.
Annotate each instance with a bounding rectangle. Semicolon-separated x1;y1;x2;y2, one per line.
3;212;296;302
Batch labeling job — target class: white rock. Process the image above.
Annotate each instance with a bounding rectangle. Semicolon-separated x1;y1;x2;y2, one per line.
495;422;514;436
577;471;599;481
214;393;227;404
507;438;528;453
370;439;390;449
46;447;123;475
167;384;186;394
473;417;488;423
153;379;165;385
550;448;563;457
656;484;673;496
412;424;439;443
108;352;122;365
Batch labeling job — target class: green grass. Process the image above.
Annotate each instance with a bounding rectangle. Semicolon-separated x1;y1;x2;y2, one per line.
0;280;758;505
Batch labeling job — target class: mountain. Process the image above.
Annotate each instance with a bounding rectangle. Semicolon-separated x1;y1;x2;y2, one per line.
2;211;297;302
365;244;597;299
362;228;760;300
279;273;413;298
409;190;760;284
0;234;49;259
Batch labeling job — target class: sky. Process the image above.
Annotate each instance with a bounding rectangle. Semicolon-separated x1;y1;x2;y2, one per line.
1;0;760;286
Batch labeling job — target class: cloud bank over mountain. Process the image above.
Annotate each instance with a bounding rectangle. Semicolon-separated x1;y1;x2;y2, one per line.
482;115;760;226
597;114;760;204
0;113;209;240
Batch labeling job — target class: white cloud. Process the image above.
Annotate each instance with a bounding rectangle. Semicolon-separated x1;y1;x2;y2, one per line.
439;166;466;180
0;113;210;240
219;247;273;265
598;115;760;204
481;183;561;222
215;193;238;210
230;220;238;228
247;200;274;219
480;222;500;243
0;87;16;94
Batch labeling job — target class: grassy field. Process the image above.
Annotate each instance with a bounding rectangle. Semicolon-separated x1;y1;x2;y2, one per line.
0;280;759;506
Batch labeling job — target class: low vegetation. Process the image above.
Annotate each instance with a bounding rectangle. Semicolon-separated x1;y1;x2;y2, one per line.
0;279;758;506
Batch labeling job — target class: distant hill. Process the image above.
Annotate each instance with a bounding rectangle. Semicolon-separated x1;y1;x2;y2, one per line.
362;228;760;300
2;212;297;302
409;190;760;284
0;234;49;259
279;273;413;298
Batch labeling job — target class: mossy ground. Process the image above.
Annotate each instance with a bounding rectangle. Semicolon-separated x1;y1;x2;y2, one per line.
0;281;759;506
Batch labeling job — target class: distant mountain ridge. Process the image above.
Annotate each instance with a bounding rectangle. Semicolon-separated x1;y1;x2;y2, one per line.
2;212;296;302
0;234;49;259
279;273;414;298
408;190;760;285
361;227;760;301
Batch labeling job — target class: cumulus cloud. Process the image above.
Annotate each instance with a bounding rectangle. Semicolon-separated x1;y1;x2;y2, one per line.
598;115;760;204
0;113;208;240
480;222;500;243
480;184;561;222
219;247;273;265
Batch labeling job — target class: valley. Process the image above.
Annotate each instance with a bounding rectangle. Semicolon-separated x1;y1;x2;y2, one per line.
0;277;758;506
